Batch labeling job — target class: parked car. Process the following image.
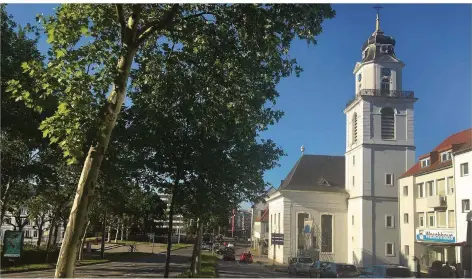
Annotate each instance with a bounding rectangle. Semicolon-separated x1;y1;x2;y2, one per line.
360;264;413;278
309;261;332;278
227;242;234;248
288;257;314;275
201;242;213;251
223;250;236;261
317;263;360;278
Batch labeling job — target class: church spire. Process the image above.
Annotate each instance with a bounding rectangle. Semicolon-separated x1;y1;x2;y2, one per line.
373;4;383;32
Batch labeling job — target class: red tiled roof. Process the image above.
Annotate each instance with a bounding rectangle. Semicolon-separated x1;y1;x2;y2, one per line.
400;128;472;178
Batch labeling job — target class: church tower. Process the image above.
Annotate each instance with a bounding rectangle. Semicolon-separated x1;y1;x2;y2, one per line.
344;10;417;267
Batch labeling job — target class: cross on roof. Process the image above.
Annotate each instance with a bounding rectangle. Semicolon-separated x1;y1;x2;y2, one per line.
373;4;383;14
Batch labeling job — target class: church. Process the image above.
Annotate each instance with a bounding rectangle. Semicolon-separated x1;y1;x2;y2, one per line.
266;12;417;267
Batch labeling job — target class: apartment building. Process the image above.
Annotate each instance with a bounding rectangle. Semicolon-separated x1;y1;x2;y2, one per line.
156;193;185;233
398;128;471;272
453;139;472;263
1;207;64;245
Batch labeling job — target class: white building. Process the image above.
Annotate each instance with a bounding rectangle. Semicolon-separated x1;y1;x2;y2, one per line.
398;128;470;272
1;207;64;245
267;155;348;264
157;193;185;233
344;13;416;267
453;139;472;262
266;12;417;267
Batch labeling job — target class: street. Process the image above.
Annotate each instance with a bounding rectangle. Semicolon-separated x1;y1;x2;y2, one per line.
217;243;292;278
5;246;194;278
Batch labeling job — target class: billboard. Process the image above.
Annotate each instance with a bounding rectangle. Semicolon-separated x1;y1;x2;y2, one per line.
416;229;456;243
2;230;24;258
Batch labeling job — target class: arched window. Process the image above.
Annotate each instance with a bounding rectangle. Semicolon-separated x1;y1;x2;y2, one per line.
381;107;395;139
352;113;358;143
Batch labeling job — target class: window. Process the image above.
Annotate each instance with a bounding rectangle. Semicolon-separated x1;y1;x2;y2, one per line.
353;155;355;166
461;163;469;176
448;210;455;227
418;213;425;227
381;107;395;140
403;186;408;196
385;215;395;228
33;230;38;238
437;211;446;228
321;214;333;253
427;181;434;196
25;230;30;238
437;179;445;196
352;215;354;226
3;217;11;225
441;151;452;162
352;176;355;187
417;183;425;198
278;213;280;233
427;212;435;227
352;113;358;143
385;242;395;256
421;158;431;168
403;213;409;224
447;176;454;195
404;245;410;256
381;81;390;95
385;174;393;186
463;199;471;212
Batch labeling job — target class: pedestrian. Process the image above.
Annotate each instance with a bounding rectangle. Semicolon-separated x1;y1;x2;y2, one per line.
440;262;453;278
413;256;421;278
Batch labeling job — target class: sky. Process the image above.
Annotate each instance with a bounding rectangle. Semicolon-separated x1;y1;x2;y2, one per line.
6;4;472;210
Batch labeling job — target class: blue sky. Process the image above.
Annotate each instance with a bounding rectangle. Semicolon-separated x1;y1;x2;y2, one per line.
6;4;472;209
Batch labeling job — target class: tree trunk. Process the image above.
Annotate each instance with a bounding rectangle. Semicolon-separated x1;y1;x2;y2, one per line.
196;219;203;274
114;223;119;243
37;225;44;249
100;213;107;259
78;220;90;262
107;225;111;243
45;216;56;263
53;14;140;276
125;225;129;241
163;187;176;278
190;217;201;276
120;219;124;241
53;223;59;245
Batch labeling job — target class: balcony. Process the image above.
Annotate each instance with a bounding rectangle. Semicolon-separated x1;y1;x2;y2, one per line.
346;89;415;108
427;195;447;208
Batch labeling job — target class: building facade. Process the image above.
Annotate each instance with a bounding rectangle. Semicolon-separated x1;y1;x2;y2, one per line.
267;155;348;264
1;207;64;245
344;13;416;267
453;139;472;263
157;193;185;233
398;128;471;272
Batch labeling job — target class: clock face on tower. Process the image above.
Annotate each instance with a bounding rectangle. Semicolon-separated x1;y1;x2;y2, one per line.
382;68;391;77
358;73;362;82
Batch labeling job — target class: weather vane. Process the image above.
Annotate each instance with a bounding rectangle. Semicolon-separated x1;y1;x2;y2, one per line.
373;4;383;14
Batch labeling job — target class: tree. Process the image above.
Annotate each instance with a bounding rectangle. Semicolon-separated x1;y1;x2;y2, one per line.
7;4;335;277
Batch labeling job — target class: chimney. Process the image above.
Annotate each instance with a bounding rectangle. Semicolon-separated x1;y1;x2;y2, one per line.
430;151;439;164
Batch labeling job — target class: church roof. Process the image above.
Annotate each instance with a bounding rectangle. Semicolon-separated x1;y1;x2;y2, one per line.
399;128;472;178
278;154;346;193
360;14;401;64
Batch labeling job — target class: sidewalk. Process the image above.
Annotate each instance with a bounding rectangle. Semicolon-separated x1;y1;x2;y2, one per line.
253;254;288;272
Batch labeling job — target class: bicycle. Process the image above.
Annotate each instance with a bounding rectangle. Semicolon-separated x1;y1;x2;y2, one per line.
128;243;138;252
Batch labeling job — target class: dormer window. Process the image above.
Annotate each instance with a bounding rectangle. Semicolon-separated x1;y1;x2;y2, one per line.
421;158;431;168
440;151;452;162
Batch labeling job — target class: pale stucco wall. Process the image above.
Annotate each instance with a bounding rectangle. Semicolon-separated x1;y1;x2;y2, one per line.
453;149;472;263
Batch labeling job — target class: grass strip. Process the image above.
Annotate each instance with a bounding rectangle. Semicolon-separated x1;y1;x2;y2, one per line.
176;252;218;278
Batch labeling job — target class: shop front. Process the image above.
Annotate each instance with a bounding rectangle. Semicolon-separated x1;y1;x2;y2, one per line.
415;228;459;268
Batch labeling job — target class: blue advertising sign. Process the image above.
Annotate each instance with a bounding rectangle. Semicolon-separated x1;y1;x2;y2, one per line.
416;229;456;243
2;230;24;258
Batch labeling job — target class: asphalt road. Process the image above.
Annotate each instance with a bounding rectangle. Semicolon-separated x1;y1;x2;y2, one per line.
5;246;194;278
217;243;289;278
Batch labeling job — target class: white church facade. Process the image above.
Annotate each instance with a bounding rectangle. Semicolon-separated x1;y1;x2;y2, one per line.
266;13;417;267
